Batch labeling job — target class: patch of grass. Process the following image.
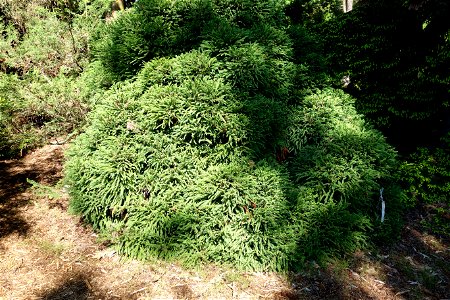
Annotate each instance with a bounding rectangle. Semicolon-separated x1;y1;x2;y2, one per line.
417;267;440;291
36;239;66;257
27;178;63;200
394;256;417;281
223;271;251;289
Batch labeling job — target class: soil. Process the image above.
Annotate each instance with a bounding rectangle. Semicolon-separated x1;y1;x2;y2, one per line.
0;145;449;299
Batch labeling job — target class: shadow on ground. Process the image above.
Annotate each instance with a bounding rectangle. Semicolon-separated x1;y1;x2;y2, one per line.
0;146;65;241
279;206;450;300
279;267;377;300
36;271;108;300
0;160;33;239
379;207;450;299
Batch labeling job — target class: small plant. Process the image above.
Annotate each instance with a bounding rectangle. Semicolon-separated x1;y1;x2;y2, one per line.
421;206;450;238
27;179;64;200
399;135;450;207
223;272;251;289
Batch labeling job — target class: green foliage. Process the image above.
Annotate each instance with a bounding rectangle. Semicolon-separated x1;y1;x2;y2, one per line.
0;0;407;270
65;50;297;270
211;0;287;27
421;205;450;238
65;0;402;270
0;3;91;76
0;94;39;157
285;0;343;26
0;0;101;157
0;72;88;157
285;89;401;262
66;62;400;268
286;89;397;199
27;178;63;200
89;0;289;83
315;0;450;130
289;0;449;243
399;134;450;206
294;196;372;264
287;24;331;91
90;0;215;82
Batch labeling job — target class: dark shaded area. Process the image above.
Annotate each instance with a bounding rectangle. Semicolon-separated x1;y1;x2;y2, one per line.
0;146;65;241
317;0;450;154
381;207;450;299
283;205;450;300
0;160;33;240
42;277;89;300
172;284;195;300
383;119;448;155
283;267;376;299
278;218;449;299
36;273;98;300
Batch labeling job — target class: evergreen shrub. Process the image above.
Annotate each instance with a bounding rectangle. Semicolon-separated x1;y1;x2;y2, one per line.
89;0;288;83
65;0;402;270
65;68;401;269
65;50;297;270
285;89;401;262
91;0;215;82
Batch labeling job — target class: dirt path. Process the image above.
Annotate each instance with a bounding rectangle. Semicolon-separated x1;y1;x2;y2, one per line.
0;145;449;299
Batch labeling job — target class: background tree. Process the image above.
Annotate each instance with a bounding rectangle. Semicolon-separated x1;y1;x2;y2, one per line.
317;0;449;151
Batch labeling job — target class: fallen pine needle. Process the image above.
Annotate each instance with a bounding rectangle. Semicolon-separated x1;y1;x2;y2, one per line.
130;287;147;295
395;290;409;296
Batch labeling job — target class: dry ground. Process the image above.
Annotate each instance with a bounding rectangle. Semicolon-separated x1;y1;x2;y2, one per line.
0;145;449;299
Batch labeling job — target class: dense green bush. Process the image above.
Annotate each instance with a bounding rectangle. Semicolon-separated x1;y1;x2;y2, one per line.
66;5;301;267
66;50;400;270
287;24;331;93
285;89;401;262
90;0;215;83
65;50;297;270
89;0;289;84
397;134;450;238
